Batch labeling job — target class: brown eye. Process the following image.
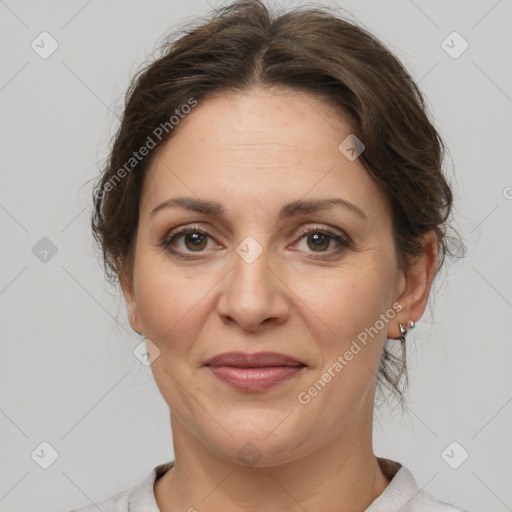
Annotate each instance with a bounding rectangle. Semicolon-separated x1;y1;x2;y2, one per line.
183;232;208;251
294;227;350;257
306;233;331;252
163;227;215;255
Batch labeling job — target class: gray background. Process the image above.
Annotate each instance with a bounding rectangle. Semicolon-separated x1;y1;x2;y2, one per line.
1;0;511;511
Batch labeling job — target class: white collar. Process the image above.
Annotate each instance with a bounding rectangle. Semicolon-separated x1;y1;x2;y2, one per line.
127;459;459;511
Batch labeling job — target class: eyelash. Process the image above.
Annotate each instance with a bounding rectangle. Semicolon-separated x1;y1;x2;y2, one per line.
161;224;351;260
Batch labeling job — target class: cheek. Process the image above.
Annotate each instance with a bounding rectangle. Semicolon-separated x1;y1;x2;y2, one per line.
304;261;393;342
298;266;395;415
133;252;220;352
300;261;396;398
133;262;210;411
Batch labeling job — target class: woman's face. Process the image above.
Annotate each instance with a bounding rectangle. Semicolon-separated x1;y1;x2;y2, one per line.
123;87;412;465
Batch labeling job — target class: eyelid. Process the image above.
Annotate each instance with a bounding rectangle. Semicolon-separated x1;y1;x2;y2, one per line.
293;223;350;244
163;224;218;249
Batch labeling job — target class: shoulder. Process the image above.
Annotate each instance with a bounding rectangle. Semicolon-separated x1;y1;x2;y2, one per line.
406;489;470;511
368;459;470;512
68;461;174;512
69;489;129;512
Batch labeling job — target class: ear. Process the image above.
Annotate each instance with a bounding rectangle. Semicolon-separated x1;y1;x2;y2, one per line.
389;231;438;339
119;268;142;335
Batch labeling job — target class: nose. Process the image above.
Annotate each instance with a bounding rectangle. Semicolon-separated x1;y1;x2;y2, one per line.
216;244;290;332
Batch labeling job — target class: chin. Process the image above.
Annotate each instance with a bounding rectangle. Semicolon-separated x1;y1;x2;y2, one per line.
201;421;310;468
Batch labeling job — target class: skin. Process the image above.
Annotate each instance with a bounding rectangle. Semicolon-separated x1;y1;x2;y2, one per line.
121;86;438;512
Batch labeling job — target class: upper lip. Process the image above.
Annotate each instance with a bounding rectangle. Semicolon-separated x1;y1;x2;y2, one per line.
203;351;306;368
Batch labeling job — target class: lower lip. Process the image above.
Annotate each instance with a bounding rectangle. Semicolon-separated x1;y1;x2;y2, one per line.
206;365;305;392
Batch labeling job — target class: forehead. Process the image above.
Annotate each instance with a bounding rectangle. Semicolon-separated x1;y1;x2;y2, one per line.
140;87;390;223
166;87;352;158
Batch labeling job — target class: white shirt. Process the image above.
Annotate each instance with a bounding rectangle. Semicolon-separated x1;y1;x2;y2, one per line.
70;458;469;511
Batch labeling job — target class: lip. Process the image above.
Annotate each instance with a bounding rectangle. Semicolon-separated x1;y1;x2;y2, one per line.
204;351;305;368
203;351;307;392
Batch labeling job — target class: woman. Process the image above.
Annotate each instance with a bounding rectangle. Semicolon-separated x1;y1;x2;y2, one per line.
74;1;468;510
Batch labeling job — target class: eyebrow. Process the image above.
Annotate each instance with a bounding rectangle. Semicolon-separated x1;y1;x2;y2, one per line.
150;196;367;220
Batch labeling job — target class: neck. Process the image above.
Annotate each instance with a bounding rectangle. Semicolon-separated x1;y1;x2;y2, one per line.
155;412;392;512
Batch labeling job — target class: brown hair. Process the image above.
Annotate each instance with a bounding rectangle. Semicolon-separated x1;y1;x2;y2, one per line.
91;0;457;407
